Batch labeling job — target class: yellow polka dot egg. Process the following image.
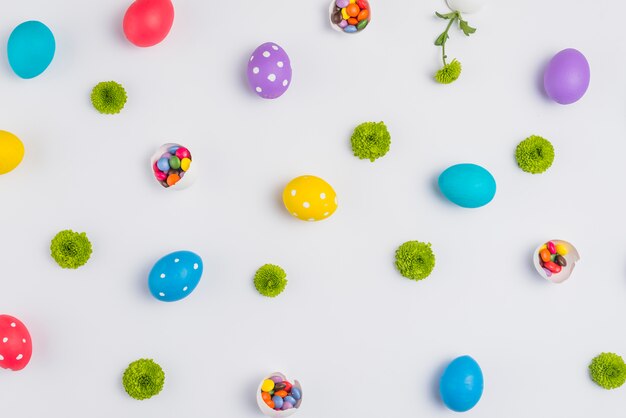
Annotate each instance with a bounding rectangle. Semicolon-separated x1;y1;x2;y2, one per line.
283;175;338;221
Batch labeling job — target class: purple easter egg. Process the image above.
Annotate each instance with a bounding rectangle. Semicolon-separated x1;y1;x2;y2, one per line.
247;42;292;99
543;48;590;105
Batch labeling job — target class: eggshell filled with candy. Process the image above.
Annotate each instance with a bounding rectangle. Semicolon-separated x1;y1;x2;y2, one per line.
446;0;486;13
0;131;25;175
329;0;371;34
256;372;303;417
123;0;174;47
533;239;580;284
148;251;203;302
283;175;338;221
0;315;33;371
7;21;55;79
247;42;292;99
150;143;196;190
440;355;484;412
438;163;496;208
543;49;590;105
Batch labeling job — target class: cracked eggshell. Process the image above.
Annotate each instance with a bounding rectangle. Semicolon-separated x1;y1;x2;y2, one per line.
150;143;197;190
533;240;580;284
446;0;486;13
256;372;303;418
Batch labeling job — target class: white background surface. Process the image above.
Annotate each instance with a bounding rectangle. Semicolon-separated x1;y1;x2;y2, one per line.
1;0;625;417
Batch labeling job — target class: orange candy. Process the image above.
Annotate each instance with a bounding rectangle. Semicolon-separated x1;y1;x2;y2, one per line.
264;399;275;409
274;390;288;398
539;248;551;263
357;9;369;21
348;17;358;25
262;392;271;402
346;3;360;17
166;173;180;186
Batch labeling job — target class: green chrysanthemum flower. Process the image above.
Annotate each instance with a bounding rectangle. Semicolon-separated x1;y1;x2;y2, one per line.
50;230;92;269
123;359;165;400
350;121;391;162
589;352;626;390
91;81;127;114
435;59;462;84
515;135;555;174
395;241;436;281
254;264;287;297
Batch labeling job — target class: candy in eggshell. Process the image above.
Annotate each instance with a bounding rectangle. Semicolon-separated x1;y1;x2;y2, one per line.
257;372;303;417
148;250;203;302
123;0;174;47
446;0;486;13
283;175;338;221
151;143;196;189
533;239;580;284
329;0;371;34
0;315;33;371
247;42;292;99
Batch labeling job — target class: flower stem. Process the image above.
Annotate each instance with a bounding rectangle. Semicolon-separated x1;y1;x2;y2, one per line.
441;14;458;66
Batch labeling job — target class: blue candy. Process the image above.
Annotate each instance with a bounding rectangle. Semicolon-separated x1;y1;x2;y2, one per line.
344;25;357;33
290;387;301;400
167;146;180;154
438;163;496;208
8;21;56;79
148;251;203;302
157;157;170;172
439;355;484;412
272;395;284;409
284;395;296;405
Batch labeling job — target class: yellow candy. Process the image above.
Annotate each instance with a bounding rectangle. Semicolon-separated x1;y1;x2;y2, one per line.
341;7;350;20
283;175;338;222
180;157;191;171
0;130;24;175
555;244;568;256
349;0;357;3
261;379;275;392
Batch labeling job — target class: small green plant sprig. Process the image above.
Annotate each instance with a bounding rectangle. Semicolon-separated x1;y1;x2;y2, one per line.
434;11;476;84
91;81;127;114
122;359;165;400
254;264;288;297
50;230;92;269
351;121;391;162
395;241;436;281
589;353;626;390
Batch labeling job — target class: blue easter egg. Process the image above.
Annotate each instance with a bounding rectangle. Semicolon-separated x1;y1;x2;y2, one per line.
148;251;203;302
438;163;496;208
439;355;484;412
7;21;56;79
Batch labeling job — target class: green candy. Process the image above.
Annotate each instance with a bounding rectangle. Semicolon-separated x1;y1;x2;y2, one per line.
169;156;181;170
357;19;369;30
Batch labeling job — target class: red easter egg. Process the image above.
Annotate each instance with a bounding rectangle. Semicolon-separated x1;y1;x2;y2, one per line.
0;315;33;371
123;0;174;47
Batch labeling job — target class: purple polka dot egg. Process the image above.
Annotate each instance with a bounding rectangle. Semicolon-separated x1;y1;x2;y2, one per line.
247;42;292;99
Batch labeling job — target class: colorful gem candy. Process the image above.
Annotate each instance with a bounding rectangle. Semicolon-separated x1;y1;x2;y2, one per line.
330;0;371;34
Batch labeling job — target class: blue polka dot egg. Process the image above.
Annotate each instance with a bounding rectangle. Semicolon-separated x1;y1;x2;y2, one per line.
148;251;203;302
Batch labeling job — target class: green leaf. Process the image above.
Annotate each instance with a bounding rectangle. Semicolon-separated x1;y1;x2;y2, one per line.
459;19;476;36
436;11;457;20
434;32;448;46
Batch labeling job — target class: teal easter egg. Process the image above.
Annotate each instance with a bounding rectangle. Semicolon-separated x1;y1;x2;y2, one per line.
148;251;203;302
438;163;496;208
440;355;484;412
7;21;56;79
